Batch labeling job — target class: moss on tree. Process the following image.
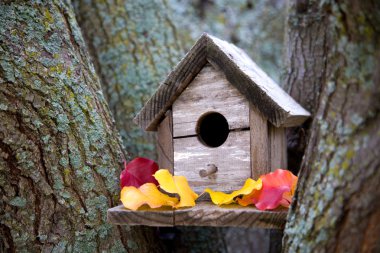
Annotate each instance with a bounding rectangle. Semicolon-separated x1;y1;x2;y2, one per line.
0;1;162;252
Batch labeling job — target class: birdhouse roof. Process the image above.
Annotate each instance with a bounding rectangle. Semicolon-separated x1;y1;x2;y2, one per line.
134;33;310;131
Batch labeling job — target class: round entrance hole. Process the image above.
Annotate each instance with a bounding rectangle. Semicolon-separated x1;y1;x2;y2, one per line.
196;112;229;147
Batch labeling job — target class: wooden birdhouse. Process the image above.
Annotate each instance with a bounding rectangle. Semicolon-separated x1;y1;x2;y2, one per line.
108;33;310;228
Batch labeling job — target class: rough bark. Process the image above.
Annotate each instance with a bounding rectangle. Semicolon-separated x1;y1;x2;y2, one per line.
282;0;329;172
283;1;380;252
0;1;162;252
73;0;184;158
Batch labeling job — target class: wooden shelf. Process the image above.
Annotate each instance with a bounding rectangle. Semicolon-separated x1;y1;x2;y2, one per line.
107;202;287;229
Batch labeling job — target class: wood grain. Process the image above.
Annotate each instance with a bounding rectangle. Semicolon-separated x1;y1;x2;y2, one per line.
134;34;208;131
172;63;249;137
174;202;287;229
107;205;174;227
206;34;310;127
250;105;269;179
269;126;287;170
134;33;310;131
107;203;288;229
157;110;174;173
173;131;251;193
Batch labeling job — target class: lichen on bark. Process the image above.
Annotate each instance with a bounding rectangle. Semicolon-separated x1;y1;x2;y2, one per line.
283;1;380;252
73;0;184;158
0;1;162;252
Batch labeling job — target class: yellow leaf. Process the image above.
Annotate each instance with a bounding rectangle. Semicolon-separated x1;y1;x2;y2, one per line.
139;183;179;208
173;175;199;208
154;169;177;193
120;186;146;211
205;178;262;205
120;183;178;211
154;169;198;208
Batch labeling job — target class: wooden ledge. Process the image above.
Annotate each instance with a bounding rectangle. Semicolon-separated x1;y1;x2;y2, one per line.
107;202;287;229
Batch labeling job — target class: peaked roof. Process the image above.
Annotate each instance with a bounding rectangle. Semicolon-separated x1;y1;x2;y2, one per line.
134;33;310;131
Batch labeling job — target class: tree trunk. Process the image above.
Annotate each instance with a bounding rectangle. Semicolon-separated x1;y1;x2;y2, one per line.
0;1;162;252
73;0;184;159
283;1;380;252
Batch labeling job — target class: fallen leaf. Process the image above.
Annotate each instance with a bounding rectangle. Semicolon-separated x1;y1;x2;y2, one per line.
120;183;179;211
120;157;159;188
154;169;198;208
205;178;262;205
237;169;298;210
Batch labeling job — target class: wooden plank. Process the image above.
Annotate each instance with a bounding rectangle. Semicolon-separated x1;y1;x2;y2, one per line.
269;126;287;170
107;205;174;227
107;203;288;229
174;131;251;193
250;105;269;179
172;63;249;137
174;202;287;229
134;33;310;132
157;110;174;173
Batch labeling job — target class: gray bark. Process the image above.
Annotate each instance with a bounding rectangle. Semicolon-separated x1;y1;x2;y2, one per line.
73;0;184;159
0;1;162;252
283;1;380;252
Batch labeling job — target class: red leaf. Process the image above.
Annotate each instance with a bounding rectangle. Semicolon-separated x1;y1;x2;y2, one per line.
120;157;159;188
238;169;298;210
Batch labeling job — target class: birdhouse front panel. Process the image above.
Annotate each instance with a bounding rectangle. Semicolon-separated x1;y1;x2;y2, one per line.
172;63;252;193
172;64;250;137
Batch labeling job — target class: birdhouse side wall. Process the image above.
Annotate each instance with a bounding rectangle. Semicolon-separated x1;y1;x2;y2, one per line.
249;104;288;179
250;105;269;179
268;125;287;170
156;110;174;173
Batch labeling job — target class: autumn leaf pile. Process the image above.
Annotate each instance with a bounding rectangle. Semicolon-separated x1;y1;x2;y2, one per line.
120;157;198;210
120;157;298;211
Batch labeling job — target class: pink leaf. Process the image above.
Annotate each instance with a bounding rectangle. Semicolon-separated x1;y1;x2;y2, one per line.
120;157;159;188
238;169;298;210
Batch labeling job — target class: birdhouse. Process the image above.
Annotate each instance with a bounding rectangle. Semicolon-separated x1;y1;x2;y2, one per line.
108;33;310;228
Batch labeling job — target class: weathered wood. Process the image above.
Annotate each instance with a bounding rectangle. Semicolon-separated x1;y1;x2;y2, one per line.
250;105;269;179
269;126;287;170
157;110;174;173
172;64;249;137
134;33;310;131
173;131;251;193
133;34;208;131
206;35;310;127
107;205;174;227
107;203;287;229
174;202;287;228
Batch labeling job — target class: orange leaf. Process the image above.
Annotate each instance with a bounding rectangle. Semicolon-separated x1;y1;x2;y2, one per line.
237;169;298;210
120;183;178;211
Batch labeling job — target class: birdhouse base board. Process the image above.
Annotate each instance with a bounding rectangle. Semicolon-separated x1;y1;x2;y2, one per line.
107;202;287;229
